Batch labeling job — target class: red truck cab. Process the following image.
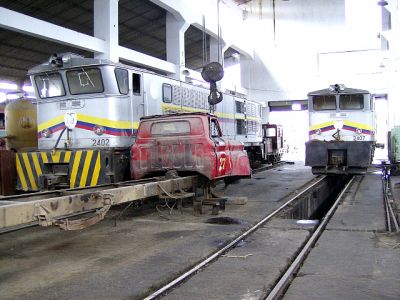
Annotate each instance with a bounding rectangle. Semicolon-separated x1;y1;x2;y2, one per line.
130;112;251;181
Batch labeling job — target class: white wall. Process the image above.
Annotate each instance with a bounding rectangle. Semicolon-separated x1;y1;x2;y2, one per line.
239;0;387;102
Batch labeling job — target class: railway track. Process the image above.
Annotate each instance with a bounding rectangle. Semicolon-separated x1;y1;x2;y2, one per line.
382;169;400;233
143;175;328;300
252;161;290;174
266;175;357;299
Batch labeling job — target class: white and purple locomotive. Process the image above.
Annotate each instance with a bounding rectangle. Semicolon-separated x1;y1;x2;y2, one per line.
305;84;376;175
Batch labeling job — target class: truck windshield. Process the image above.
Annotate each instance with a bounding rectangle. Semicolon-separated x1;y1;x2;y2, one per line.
34;72;66;98
339;94;364;110
312;95;336;110
66;67;104;95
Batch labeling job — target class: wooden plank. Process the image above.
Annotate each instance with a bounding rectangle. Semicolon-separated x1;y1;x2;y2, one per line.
0;150;16;195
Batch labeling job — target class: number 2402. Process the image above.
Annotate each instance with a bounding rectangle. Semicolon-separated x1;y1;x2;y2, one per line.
92;138;110;146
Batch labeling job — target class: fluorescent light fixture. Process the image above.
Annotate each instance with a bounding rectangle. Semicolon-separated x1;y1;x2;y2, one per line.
0;82;18;90
23;85;34;92
0;92;6;103
7;93;21;100
292;103;301;111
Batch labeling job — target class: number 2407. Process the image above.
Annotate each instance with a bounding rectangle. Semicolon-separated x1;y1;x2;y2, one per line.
353;135;365;141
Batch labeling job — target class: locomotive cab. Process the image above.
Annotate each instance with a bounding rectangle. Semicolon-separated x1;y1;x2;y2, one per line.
262;123;284;164
305;84;376;175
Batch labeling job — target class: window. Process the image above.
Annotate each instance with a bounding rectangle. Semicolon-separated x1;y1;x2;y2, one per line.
235;101;245;113
265;128;276;137
0;112;4;129
313;95;336;110
132;73;141;94
34;72;66;98
151;121;190;135
236;119;246;135
162;83;172;103
339;94;364;110
66;68;103;95
210;119;222;138
370;96;374;112
115;68;128;94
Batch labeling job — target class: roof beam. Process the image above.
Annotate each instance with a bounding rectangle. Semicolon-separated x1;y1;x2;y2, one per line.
0;7;177;75
0;7;105;53
150;0;253;58
119;46;176;73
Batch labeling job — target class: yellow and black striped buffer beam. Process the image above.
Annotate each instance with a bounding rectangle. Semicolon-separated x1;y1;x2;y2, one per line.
16;150;103;191
69;150;103;189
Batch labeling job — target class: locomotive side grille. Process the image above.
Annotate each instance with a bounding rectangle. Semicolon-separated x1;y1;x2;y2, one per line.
182;87;190;106
172;85;181;105
59;102;68;109
188;89;195;107
247;103;257;117
71;100;83;108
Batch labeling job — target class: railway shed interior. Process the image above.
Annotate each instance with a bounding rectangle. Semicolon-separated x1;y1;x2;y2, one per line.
0;1;400;299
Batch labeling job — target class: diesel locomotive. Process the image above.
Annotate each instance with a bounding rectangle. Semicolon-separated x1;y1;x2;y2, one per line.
305;84;376;175
14;53;267;192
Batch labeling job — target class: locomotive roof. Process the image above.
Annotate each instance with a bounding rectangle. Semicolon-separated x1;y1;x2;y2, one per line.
140;112;215;121
27;53;152;75
308;87;370;96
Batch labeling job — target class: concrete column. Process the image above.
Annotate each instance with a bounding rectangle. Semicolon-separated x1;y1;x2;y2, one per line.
166;12;189;80
94;0;119;62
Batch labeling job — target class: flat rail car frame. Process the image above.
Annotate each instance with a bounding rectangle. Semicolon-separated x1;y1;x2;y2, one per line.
0;175;196;231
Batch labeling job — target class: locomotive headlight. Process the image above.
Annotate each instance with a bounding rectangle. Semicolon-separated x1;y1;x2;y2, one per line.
334;120;344;130
41;128;52;138
356;128;362;134
62;54;71;64
94;125;105;135
316;129;321;135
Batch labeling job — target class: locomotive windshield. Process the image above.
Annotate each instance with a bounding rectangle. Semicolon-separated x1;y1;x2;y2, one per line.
34;72;66;98
313;95;336;110
66;67;104;95
339;94;364;110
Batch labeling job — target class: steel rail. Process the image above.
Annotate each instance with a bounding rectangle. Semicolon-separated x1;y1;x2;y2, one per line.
143;176;326;300
383;179;399;232
265;175;356;300
252;161;289;174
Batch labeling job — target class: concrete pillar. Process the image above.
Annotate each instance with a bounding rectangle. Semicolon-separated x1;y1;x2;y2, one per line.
166;12;190;81
94;0;119;62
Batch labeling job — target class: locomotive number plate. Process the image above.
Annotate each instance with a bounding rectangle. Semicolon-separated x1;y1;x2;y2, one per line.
92;138;110;146
353;135;365;141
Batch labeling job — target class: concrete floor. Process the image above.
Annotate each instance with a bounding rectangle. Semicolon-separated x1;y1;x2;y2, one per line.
0;163;314;300
3;166;397;300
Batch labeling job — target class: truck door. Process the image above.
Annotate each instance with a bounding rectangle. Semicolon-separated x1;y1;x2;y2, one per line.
209;117;233;177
